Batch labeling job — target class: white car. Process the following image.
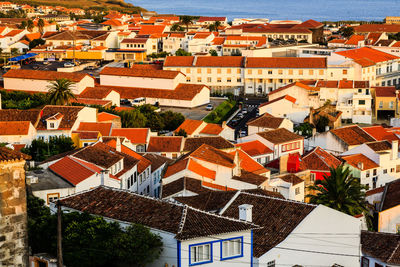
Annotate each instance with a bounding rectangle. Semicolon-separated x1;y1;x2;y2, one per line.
206;103;213;111
64;62;75;68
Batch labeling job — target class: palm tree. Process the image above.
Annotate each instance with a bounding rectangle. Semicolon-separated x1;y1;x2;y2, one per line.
170;23;184;32
180;15;194;32
307;165;368;216
27;19;34;32
37;19;45;34
208;24;216;32
47;78;76;105
214;21;222;31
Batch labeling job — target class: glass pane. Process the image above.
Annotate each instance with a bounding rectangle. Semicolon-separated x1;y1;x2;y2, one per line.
191;246;196;262
198;246;203;261
203;244;210;260
229;240;234;255
223;241;228;257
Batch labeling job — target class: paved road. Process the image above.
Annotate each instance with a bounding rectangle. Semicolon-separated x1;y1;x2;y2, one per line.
161;98;225;120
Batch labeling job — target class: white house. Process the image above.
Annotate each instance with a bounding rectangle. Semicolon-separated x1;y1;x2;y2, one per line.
247;113;294;135
57;186;256;267
3;69;95;95
269;173;305;202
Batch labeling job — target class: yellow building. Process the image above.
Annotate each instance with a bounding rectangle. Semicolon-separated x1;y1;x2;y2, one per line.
71;131;101;148
373;86;400;119
385;16;400;24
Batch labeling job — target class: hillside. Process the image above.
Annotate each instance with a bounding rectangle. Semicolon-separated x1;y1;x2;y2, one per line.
10;0;145;13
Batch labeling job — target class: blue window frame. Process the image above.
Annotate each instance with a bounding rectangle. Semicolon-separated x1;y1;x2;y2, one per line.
189;241;213;266
220;236;244;261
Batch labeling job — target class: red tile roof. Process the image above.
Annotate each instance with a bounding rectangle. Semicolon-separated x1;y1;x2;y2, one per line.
191;144;235;168
246;57;327;68
344;34;365;46
164;158;188;177
301;147;341;171
259;95;296;107
3;69;92;82
363;126;400;142
0;121;31;135
100;67;181;79
49;156;98;185
354;24;400;33
235;140;273;156
79;87;115;99
175;119;204;135
230;150;268;174
77;122;112;137
97;112;120;122
94;83;208;101
120;145;151;173
198;16;226;22
374;86;397;97
147;136;183;152
342;154;379;170
111;128;149;144
335;47;399;66
195;56;244;67
187;159;216;179
199;123;223;135
257;128;303;144
330;125;376;146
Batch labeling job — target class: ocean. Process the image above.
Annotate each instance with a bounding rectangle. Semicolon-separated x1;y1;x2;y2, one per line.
127;0;400;22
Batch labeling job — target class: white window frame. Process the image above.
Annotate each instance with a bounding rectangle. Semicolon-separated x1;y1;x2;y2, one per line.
190;243;212;264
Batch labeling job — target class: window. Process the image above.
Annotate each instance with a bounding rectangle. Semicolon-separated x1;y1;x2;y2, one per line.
391;168;395;173
343;69;347;75
373;169;377;176
299;70;303;75
217;68;221;74
267;260;275;267
379;101;383;108
237;78;241;82
396;165;400;173
309;70;314;75
358;100;365;105
197;77;202;83
190;243;211;265
221;238;242;260
278;69;283;75
288;69;293;75
268;70;272;74
396;224;400;234
319;69;324;75
295;187;300;195
207;68;211;74
361;257;369;267
366;170;370;178
197;68;202;74
207;77;212;83
247;69;252;74
50;122;55;128
258;69;262;75
227;68;231;74
47;193;60;204
390;101;394;109
384;169;388;174
237;69;241;74
217;77;221;83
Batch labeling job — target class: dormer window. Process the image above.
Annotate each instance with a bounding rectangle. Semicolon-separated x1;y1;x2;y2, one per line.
45;112;63;130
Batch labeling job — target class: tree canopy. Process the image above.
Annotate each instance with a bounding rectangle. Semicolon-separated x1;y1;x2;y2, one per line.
27;195;163;267
307;165;368;216
22;136;75;162
47;78;77;105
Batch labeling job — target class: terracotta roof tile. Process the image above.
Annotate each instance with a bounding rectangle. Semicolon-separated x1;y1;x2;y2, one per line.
187;159;216;179
94;84;208;101
73;143;123;169
164;56;195;67
330;125;376;146
60;187;255;240
247;113;284;129
235;140;273;156
195;56;244;67
259;95;296;107
97;112;120;122
79;87;115;99
222;191;316;257
111;128;149;144
49;156;99;185
232;170;269;185
120;145;150;174
175;119;204;135
279;173;304;185
361;231;400;265
0;109;40;126
183;136;234;151
363;126;400;142
381;179;400;211
246;57;327;68
147;136;183;152
190;144;235;168
36;106;84;131
199;123;223;135
374;86;397;97
336;47;399;66
77;122;112;137
3;69;92;82
230;150;268;175
257;128;303;144
301;147;341;171
354;24;400;33
161;177;214;198
143;153;173;171
164;158;188;177
342;154;379;170
0;121;31;135
0;146;30;161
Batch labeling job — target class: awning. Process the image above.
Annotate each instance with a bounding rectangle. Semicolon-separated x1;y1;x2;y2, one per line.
8;53;38;62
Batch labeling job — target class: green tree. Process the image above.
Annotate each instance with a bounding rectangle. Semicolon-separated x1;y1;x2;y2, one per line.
170;23;184;31
180;15;194;32
340;26;355;38
37;18;45;34
27;195;163;267
315;115;330;133
175;48;191;56
160;110;185;131
209;49;218;56
19;20;27;29
10;48;18;55
294;122;314;138
22;136;75;162
176;128;187;137
307;165;368;216
27;19;34;32
47;78;76;105
208;24;216;32
29;38;45;49
388;32;400;41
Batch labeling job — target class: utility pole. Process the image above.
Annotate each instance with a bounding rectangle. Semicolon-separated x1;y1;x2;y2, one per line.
57;201;63;267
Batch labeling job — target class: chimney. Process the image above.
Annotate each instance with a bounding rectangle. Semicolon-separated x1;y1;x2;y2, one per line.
100;169;109;185
392;140;399;160
116;138;121;152
239;204;253;222
222;121;227;128
234;149;242;176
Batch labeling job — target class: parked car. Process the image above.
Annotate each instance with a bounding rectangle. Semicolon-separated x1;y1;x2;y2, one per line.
206;103;213;111
42;60;49;65
85;65;96;70
240;130;247;137
120;99;131;106
64;62;75;68
242;107;248;114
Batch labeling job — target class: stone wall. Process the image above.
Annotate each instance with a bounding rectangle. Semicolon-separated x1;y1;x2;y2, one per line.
0;159;28;267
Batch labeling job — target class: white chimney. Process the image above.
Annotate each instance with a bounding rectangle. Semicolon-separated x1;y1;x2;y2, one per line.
392;140;399;160
100;170;109;185
239;204;253;222
357;162;364;170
